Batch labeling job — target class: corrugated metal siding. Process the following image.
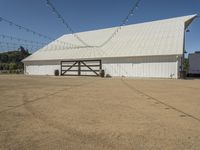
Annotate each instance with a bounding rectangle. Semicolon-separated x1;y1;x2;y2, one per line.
25;65;60;75
23;15;197;62
189;53;200;74
24;55;179;78
25;61;60;75
102;55;178;78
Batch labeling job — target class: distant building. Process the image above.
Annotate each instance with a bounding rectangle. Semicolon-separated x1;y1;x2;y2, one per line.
189;51;200;76
23;14;197;78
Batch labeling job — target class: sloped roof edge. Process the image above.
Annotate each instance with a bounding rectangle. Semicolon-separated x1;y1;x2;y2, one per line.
22;14;198;62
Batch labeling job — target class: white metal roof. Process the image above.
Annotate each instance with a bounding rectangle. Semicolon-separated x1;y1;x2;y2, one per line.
23;14;197;62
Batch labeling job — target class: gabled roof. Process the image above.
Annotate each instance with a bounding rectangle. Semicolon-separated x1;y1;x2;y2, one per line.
23;14;197;62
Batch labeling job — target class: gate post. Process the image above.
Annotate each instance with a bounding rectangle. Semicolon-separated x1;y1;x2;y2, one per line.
100;60;102;70
78;61;81;76
60;61;62;76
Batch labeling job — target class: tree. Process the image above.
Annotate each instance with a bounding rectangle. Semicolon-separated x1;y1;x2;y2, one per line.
9;63;17;70
18;46;30;58
0;54;8;63
0;46;31;72
184;58;189;72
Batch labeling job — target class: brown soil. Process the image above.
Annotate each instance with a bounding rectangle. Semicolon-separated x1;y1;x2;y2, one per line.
0;75;200;150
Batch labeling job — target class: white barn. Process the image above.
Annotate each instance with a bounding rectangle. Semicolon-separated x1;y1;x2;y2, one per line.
23;14;197;78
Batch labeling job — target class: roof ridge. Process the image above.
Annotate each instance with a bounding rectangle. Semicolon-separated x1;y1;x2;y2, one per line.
62;14;198;36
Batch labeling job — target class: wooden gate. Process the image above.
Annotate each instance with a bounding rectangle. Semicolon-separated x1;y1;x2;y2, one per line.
61;60;102;76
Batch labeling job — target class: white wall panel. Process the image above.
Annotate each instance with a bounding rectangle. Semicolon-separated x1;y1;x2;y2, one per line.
24;60;60;75
25;65;60;75
102;55;179;78
189;53;200;74
24;55;179;78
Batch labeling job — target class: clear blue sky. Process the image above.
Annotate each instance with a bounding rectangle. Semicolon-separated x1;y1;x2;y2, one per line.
0;0;199;54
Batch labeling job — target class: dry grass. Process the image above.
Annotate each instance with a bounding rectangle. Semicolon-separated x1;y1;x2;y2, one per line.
0;75;200;150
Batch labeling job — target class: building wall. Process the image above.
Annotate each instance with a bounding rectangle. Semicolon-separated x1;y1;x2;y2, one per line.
189;53;200;74
24;60;60;75
24;55;180;78
102;55;179;78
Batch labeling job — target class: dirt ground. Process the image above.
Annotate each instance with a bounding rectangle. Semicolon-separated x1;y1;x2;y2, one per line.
0;75;200;150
